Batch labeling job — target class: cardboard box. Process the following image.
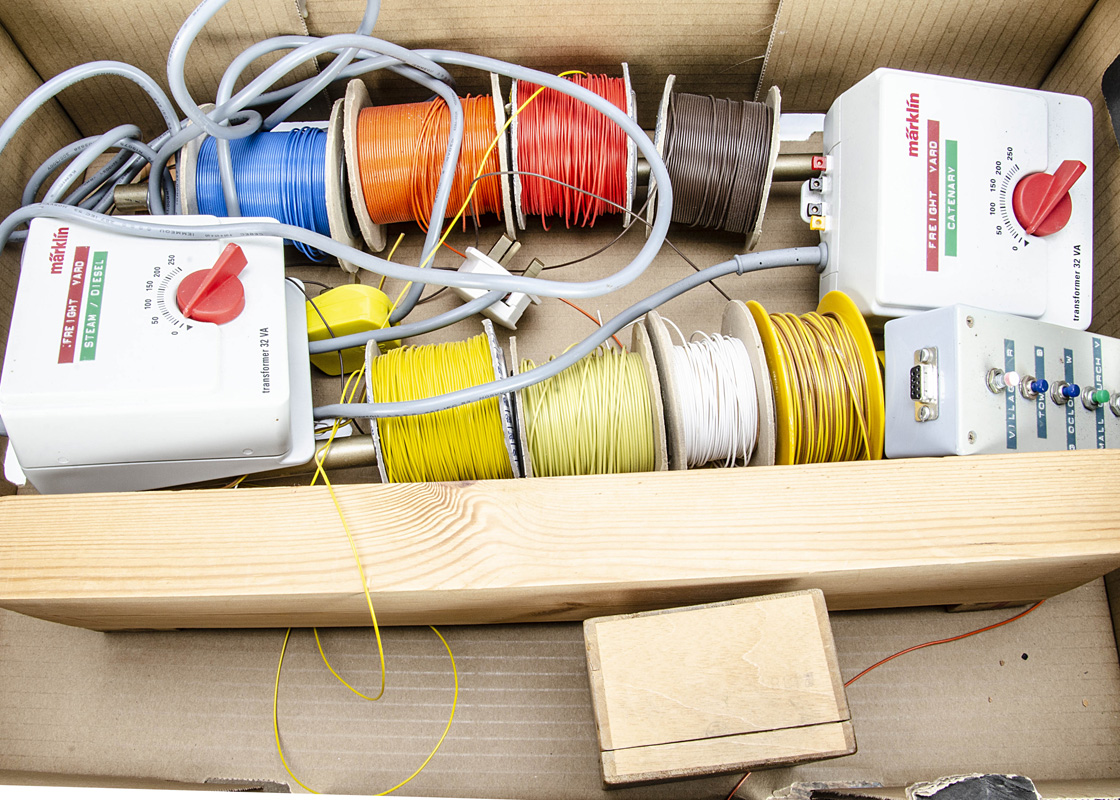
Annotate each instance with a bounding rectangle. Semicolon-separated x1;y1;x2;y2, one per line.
1;0;1120;795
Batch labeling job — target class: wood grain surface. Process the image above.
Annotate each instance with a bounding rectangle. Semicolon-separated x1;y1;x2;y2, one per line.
1;451;1119;630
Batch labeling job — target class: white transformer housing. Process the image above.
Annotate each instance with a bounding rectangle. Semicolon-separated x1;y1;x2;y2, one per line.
0;216;314;493
815;68;1093;329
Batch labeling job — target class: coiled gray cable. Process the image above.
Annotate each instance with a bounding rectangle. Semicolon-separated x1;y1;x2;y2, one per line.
0;0;828;424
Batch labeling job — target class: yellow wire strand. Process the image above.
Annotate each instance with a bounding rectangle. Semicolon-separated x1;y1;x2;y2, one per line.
521;347;654;476
380;231;406;293
272;625;458;796
271;359;459;795
388;70;587;314
371;333;513;482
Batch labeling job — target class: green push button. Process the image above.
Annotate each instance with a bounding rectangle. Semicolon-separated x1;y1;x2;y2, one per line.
1091;389;1111;406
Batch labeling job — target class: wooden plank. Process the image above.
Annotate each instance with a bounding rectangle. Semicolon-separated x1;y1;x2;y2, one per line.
601;721;855;785
1;451;1120;630
586;592;846;751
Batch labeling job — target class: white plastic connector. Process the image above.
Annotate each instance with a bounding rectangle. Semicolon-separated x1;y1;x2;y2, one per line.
452;246;541;330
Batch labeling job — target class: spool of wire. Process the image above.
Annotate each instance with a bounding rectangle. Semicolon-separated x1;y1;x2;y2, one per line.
366;328;517;483
356;96;503;229
663;92;773;235
511;72;634;230
748;291;885;465
195;127;331;261
648;77;781;250
519;346;656;477
664;324;759;468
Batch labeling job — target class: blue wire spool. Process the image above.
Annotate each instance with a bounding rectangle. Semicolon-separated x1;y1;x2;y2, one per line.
195;127;331;261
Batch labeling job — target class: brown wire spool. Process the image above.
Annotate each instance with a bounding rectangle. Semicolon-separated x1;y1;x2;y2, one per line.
648;77;782;251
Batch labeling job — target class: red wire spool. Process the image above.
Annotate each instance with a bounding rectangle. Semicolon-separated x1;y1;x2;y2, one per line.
516;74;629;229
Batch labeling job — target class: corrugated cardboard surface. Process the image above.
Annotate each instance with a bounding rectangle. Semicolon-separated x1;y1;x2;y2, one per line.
304;0;778;126
0;24;80;403
1;581;1117;797
758;0;1094;111
1042;0;1120;339
2;0;1120;795
0;0;317;140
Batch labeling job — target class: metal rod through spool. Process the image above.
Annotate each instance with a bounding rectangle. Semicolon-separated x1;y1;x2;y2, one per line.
636;152;819;186
112;182;149;212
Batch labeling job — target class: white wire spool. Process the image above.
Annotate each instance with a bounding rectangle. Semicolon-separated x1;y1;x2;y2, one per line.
663;320;759;468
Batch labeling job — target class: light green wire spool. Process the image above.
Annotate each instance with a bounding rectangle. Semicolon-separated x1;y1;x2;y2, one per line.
520;346;655;477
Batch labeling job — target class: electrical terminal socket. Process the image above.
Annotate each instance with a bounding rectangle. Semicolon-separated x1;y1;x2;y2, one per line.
451;236;541;330
800;174;829;225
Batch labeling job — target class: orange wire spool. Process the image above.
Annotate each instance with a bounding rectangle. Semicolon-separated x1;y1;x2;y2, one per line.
356;95;503;229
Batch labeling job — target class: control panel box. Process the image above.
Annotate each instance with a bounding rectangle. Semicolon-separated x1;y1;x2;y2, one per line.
815;68;1093;329
884;305;1119;457
0;216;314;493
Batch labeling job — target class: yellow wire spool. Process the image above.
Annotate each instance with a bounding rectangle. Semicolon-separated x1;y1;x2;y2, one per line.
368;330;515;482
520;346;656;477
747;291;884;464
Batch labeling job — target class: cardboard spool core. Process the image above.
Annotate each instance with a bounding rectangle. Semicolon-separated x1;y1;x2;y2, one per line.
325;98;365;272
343;78;387;253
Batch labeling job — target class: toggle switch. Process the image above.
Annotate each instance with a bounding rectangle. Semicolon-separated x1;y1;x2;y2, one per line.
987;368;1019;394
1051;380;1081;405
1020;376;1048;400
1082;388;1110;411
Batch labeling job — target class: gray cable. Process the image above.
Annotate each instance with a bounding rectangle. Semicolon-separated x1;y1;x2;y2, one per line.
0;8;676;356
22;135;153;207
64;149;135;206
0;61;180;158
309;290;504;354
1;202;673;302
0;18;671;317
43;124;145;204
2;51;674;300
263;0;382;128
0;63;178;220
168;26;461;300
314;244;828;419
168;23;453;143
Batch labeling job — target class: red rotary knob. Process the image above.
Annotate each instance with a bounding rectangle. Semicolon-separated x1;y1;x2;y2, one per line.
176;242;248;324
1011;159;1087;237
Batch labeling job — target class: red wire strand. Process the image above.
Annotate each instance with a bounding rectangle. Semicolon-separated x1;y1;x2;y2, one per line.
724;600;1046;800
559;298;624;350
843;600;1045;687
518;74;628;230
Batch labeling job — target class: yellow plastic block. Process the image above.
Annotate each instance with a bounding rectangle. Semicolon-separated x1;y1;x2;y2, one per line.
306;285;400;375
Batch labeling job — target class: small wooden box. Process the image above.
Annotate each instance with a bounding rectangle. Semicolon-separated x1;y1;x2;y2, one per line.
583;589;855;786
